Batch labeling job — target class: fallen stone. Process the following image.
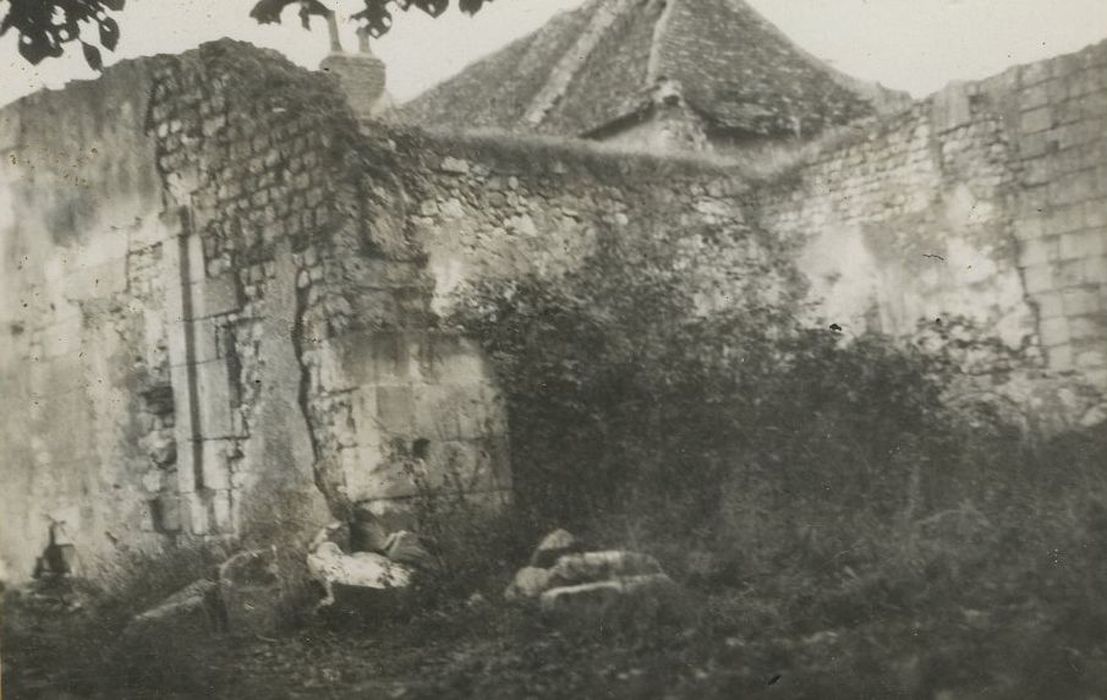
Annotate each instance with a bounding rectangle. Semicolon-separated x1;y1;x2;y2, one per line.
219;548;282;636
308;543;413;609
529;529;580;568
538;575;681;624
504;566;554;601
125;579;222;639
349;509;390;554
548;550;663;587
384;530;435;570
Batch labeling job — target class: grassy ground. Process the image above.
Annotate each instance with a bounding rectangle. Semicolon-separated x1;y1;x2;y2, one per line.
6;555;1107;700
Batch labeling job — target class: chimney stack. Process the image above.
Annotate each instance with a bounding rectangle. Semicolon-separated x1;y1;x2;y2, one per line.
319;14;392;119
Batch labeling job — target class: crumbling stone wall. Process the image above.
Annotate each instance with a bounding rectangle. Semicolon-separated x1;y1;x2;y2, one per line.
392;133;797;319
3;37;1104;583
0;42;511;584
0;60;173;580
757;39;1107;401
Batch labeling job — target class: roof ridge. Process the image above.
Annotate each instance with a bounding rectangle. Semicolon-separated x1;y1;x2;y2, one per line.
522;0;636;126
645;0;678;86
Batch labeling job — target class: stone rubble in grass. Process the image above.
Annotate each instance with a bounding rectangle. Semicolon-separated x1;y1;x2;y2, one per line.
505;529;681;618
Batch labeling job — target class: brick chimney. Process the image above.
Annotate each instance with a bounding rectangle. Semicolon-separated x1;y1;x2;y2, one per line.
319;15;393;119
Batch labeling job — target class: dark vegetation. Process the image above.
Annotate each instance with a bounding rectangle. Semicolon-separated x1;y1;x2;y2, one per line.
1;0;492;69
5;232;1107;698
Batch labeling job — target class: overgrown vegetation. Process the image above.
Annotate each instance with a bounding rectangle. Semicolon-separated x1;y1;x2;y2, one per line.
444;229;1107;697
6;229;1106;697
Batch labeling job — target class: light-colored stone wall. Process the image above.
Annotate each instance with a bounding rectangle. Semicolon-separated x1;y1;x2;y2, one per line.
0;60;172;581
394;136;795;322
0;42;510;583
759;39;1107;398
3;37;1104;582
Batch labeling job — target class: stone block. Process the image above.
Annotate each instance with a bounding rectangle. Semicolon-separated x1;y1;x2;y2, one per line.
1020;107;1055;134
201;440;231;490
538;574;682;621
1018;132;1058;160
185;233;205;286
1021;60;1052;88
184;319;219;365
431;335;487;385
1051;171;1098;205
931;82;974;133
1086;255;1107;285
421;439;505;494
1047;345;1074;371
194;274;241;318
341;446;416;501
210;489;234;534
349;388;382;447
152;493;182;533
1021;159;1053;186
316;345;354;393
548;551;664;588
480;384;509;437
373;334;413;385
187;492;209;535
413;384;461;440
219;548;282;637
1062;287;1102;316
1022;264;1054;294
376;385;415;436
438;156;471;175
1046;205;1087;236
1076;348;1107;369
124;580;221;640
196;360;234;438
1019;236;1058;266
1040;317;1070;347
1056;259;1089;287
1013;216;1046;241
1069;315;1107;341
1018;82;1052;111
1060;231;1106;260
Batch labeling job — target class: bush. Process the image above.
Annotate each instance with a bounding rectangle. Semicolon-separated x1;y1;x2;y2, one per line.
448;235;1107;696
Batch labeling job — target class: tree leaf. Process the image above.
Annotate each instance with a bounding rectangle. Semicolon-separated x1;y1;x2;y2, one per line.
17;36;52;65
82;42;103;71
250;0;301;24
99;17;119;51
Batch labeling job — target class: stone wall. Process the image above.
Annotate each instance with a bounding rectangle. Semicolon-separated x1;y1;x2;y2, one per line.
0;60;170;581
390;133;794;320
757;39;1107;401
0;42;510;583
3;37;1104;582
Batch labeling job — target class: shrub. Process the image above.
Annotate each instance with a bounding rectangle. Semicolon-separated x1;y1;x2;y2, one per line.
448;232;1107;695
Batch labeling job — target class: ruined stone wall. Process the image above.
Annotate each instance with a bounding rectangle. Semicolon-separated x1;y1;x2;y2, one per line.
391;133;795;320
0;61;173;580
758;39;1107;402
4;37;1104;582
0;42;510;583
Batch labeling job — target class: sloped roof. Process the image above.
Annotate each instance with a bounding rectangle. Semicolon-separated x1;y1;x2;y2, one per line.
396;0;903;139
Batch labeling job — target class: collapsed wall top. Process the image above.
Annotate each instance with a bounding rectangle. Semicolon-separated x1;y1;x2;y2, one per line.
394;0;907;144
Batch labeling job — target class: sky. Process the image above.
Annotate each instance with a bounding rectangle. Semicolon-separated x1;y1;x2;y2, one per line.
1;0;1106;109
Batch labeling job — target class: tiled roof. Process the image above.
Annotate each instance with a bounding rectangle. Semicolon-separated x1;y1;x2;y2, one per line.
395;0;904;139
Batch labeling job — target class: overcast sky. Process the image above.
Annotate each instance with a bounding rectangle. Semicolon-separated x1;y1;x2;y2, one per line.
2;0;1106;109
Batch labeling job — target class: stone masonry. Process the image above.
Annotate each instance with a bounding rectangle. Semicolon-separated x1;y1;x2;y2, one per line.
1;37;1104;583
